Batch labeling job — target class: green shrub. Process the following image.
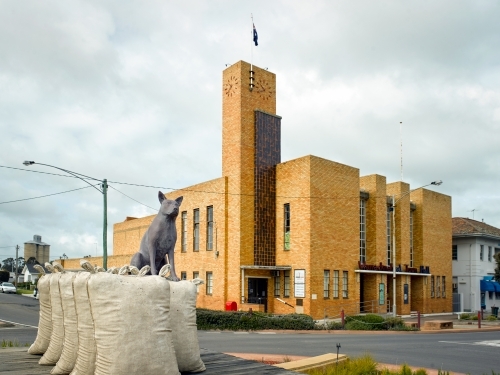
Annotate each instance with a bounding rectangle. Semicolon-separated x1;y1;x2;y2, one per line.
344;314;386;330
196;309;316;331
384;317;406;329
486;315;497;321
459;313;472;320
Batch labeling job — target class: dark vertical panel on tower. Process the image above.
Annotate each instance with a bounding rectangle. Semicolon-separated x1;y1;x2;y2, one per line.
254;110;281;266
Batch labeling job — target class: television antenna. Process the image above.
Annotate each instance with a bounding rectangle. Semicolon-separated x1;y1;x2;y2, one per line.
468;209;479;220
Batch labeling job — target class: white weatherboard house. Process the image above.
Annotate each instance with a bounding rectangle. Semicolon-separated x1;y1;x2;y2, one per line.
452;218;500;313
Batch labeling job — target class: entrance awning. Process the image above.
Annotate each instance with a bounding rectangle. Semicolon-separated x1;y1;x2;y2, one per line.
240;265;291;270
481;279;500;292
355;270;431;276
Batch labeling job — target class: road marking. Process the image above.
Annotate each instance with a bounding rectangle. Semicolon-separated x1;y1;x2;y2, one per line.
0;319;38;329
440;340;500;347
257;332;276;334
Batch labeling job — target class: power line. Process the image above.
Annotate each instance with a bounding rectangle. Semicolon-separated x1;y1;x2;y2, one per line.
0;165;80;179
0;185;95;205
1;164;435;201
108;185;158;212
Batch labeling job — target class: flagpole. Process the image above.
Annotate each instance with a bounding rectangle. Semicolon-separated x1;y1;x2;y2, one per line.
251;13;253;71
250;13;254;91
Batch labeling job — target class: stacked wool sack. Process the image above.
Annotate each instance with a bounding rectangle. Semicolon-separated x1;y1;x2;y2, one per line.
27;261;205;375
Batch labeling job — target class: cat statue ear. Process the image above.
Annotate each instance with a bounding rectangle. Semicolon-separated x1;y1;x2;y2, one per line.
158;191;166;204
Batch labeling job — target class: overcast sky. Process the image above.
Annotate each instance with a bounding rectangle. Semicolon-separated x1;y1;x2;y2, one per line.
1;1;499;262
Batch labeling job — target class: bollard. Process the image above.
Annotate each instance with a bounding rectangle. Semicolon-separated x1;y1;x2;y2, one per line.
341;309;345;328
417;311;421;329
478;310;481;329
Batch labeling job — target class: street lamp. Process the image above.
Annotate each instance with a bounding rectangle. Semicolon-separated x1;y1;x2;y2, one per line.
391;180;442;317
23;161;108;269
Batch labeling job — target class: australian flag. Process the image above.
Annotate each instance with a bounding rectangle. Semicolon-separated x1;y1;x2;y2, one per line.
253;23;258;46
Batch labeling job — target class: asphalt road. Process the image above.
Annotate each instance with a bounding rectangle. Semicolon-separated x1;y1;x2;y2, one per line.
1;293;499;375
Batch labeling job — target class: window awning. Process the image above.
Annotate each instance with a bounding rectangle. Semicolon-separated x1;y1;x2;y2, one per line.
480;279;500;292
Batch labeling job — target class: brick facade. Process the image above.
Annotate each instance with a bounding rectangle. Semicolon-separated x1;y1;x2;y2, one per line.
61;61;452;319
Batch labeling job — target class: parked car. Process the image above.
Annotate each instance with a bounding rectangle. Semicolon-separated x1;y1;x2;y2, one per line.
0;282;17;294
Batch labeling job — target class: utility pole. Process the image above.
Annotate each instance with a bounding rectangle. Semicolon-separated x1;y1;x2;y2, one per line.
102;179;108;270
14;245;19;287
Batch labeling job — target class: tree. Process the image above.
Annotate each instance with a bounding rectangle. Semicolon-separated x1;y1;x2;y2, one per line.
26;257;40;265
1;258;14;271
494;252;500;283
16;257;25;274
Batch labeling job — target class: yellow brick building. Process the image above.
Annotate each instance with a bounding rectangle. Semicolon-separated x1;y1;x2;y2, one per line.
62;61;452;319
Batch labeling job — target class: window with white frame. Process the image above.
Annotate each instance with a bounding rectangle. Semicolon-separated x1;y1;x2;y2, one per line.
452;245;457;260
333;270;339;298
323;270;330;298
181;211;187;252
360;199;366;264
193;209;200;251
342;271;348;298
488;246;492;262
480;245;484;261
206;206;213;250
206;272;213;295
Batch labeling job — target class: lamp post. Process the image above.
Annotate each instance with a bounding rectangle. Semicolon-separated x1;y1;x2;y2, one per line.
391;180;442;317
23;161;108;269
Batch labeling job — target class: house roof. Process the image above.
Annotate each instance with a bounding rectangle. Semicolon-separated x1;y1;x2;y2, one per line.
452;217;500;240
23;263;52;275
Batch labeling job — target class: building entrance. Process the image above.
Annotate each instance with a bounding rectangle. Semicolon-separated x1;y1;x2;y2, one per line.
248;278;268;312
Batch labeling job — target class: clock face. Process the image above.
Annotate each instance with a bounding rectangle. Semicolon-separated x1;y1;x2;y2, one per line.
255;79;273;100
224;75;239;97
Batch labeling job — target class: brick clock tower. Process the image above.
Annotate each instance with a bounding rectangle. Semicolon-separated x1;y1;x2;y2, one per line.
222;61;281;300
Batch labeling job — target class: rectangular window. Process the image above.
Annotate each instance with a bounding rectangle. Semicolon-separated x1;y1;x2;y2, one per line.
206;206;213;250
360;199;366;264
488;246;492;262
284;270;290;297
342;271;348;298
193;209;200;251
323;270;330;298
181;211;187;252
193;271;200;293
442;276;446;298
452;245;457;261
387;206;392;265
206;272;213;295
480;245;484;261
430;276;435;298
180;271;187;281
436;276;441;298
410;210;414;267
452;277;458;293
333;271;339;298
284;203;291;250
274;273;281;297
